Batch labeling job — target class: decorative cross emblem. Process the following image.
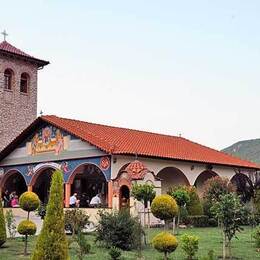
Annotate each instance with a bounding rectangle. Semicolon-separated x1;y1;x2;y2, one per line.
1;30;8;41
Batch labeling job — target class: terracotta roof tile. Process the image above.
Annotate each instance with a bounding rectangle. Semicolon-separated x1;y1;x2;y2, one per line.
40;115;258;169
0;41;49;67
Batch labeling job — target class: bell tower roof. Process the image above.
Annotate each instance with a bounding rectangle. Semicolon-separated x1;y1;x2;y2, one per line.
0;40;49;68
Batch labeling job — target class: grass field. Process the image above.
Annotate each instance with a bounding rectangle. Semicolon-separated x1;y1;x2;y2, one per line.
0;226;259;259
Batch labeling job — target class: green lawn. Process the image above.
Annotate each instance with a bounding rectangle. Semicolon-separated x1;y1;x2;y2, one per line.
0;227;259;260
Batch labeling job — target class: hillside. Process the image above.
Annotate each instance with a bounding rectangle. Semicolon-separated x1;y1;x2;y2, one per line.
222;139;260;163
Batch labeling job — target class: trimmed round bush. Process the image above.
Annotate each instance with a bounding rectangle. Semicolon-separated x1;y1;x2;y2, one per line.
152;232;178;258
18;220;37;235
19;191;40;212
151;194;178;221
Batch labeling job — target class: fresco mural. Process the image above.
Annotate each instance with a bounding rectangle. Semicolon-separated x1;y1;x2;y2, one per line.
0;156;111;185
27;125;69;155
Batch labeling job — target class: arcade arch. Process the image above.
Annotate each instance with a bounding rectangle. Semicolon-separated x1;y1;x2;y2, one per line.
68;163;108;208
194;170;218;195
1;170;27;203
157;167;189;194
31;167;55;203
231;173;253;203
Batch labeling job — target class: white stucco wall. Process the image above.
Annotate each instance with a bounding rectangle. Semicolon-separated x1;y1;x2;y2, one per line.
111;155;255;189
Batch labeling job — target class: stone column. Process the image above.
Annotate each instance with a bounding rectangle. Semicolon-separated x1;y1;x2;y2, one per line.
65;183;71;208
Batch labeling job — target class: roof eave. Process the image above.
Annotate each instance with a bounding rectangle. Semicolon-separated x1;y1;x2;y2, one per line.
113;152;260;171
0;50;49;68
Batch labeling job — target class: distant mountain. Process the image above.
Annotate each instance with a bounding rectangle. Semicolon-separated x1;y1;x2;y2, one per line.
222;139;260;163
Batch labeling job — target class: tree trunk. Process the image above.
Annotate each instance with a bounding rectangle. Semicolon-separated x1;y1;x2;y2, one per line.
24;234;28;255
164;251;168;260
227;240;232;260
176;211;180;235
172;217;175;234
223;232;226;260
147;201;150;229
143;205;146;228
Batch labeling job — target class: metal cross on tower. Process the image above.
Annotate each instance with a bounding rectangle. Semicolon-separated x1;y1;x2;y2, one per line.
1;30;8;41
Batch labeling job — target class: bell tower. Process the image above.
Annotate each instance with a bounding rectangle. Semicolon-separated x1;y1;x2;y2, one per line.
0;32;49;150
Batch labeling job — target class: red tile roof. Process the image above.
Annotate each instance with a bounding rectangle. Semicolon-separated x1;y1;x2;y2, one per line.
0;41;49;67
39;115;258;169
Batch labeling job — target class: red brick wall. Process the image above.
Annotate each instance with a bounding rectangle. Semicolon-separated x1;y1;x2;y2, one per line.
0;56;38;150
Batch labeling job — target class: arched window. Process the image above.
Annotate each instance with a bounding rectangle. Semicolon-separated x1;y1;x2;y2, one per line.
4;69;13;90
20;73;29;93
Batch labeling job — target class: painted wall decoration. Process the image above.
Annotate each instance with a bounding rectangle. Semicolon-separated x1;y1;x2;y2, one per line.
100;156;110;170
27;125;69;155
1;156;111;186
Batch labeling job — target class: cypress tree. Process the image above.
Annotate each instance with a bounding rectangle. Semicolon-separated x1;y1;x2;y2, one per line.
31;170;69;260
0;198;7;247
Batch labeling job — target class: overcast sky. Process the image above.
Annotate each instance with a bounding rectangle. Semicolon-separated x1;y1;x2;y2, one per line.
1;1;260;150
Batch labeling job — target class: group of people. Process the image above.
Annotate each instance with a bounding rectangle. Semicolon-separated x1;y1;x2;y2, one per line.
2;190;19;208
69;193;101;208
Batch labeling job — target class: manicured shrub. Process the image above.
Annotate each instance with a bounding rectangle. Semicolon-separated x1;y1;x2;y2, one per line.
0;198;7;247
19;191;40;212
181;234;199;260
151;194;178;221
152;232;178;260
64;209;89;235
17;220;36;235
186;215;209;227
253;226;260;248
109;246;122;260
31;170;69;260
18;191;39;255
96;209;142;250
186;187;203;216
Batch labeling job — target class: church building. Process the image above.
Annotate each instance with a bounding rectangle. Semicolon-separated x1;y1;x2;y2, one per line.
0;38;259;211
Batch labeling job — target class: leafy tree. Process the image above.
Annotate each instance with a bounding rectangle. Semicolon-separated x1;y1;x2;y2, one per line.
132;183;156;227
203;176;235;202
211;193;246;260
168;186;190;233
186;186;203;216
18;191;40;255
132;183;156;208
152;232;178;260
32;170;69;260
203;176;235;218
0;198;7;247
